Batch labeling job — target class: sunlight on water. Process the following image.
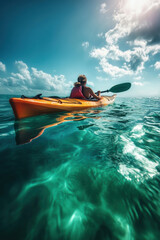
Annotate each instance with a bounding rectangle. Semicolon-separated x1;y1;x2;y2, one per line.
0;95;160;240
13;162;135;240
119;133;158;180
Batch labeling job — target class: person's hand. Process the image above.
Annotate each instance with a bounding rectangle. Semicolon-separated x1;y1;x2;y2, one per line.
97;91;101;96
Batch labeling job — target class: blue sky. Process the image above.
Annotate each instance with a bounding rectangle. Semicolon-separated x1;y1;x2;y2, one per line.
0;0;160;97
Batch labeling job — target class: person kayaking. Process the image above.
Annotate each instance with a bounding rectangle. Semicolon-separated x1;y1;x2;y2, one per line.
70;75;101;100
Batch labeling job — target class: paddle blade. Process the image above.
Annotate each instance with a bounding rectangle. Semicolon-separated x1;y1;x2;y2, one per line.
109;82;131;93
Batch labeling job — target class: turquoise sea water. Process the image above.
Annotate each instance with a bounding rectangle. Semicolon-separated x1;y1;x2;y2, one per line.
0;94;160;240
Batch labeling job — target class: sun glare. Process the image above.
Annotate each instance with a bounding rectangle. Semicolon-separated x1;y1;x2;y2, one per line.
125;0;149;14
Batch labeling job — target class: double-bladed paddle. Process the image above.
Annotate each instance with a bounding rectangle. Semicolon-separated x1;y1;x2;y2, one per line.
95;82;131;94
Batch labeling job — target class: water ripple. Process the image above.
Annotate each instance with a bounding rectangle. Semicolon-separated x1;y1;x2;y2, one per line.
0;96;160;240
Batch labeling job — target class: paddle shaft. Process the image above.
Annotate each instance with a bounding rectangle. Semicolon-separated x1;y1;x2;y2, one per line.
95;90;109;94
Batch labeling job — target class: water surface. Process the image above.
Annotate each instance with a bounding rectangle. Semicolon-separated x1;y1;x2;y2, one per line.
0;95;160;240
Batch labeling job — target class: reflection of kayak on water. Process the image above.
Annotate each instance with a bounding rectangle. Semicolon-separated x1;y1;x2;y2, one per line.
14;110;102;145
10;95;116;119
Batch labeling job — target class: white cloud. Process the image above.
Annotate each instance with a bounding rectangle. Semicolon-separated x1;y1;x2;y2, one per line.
90;47;108;59
31;67;72;92
154;61;160;70
87;81;94;87
134;76;142;80
82;41;89;49
1;61;73;95
0;78;7;86
100;58;133;77
96;76;108;81
15;61;31;80
90;0;160;78
0;61;6;72
133;82;144;86
95;66;102;72
97;32;103;38
8;61;32;87
100;3;108;14
107;0;160;45
91;46;147;77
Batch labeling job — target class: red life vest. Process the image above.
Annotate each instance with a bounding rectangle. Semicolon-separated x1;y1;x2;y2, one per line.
70;86;85;99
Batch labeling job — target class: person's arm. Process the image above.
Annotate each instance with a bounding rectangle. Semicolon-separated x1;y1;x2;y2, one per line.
88;88;101;100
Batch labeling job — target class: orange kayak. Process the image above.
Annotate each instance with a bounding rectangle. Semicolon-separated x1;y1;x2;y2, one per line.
9;95;116;119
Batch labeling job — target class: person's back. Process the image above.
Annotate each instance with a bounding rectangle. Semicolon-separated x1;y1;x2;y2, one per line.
70;83;85;99
70;75;101;100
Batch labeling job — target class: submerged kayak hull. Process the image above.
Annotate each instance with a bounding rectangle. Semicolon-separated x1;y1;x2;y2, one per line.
9;95;116;119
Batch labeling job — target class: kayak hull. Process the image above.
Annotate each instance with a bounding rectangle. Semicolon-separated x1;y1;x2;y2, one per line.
9;95;116;119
